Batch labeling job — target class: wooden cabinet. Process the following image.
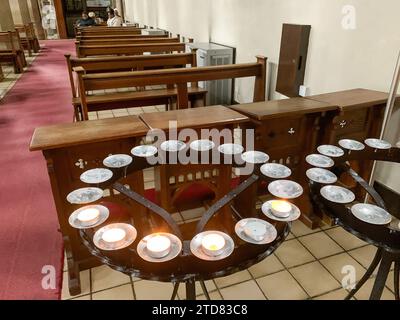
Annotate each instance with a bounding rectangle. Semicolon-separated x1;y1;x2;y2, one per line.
276;24;311;97
309;89;388;198
231;98;337;228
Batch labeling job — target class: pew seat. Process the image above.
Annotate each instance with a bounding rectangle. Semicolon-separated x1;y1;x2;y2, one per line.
72;86;208;120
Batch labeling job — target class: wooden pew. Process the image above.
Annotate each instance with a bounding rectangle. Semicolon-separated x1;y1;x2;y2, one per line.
75;56;267;120
65;52;200;120
15;25;33;57
0;31;27;74
77;27;144;37
15;23;40;54
0;64;4;82
76;37;180;47
76;33;169;41
77;42;187;58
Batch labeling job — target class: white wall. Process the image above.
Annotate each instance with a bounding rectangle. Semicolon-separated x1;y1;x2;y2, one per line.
124;0;400;191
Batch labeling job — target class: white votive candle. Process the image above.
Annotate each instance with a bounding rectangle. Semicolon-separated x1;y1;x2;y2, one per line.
244;221;267;242
147;235;172;258
102;228;126;244
271;200;292;218
201;234;226;257
77;207;100;226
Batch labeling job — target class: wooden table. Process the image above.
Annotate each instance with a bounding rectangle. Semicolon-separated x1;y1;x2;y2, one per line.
140;106;249;212
231;98;337;228
30;116;149;296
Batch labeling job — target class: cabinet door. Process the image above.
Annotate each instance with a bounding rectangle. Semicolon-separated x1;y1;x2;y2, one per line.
276;24;311;97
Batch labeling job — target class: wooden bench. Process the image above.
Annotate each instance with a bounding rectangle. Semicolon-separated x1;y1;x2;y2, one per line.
77;37;180;46
75;56;267;120
76;33;169;41
77;27;144;37
75;37;181;55
15;23;40;56
77;42;187;58
0;31;26;74
65;52;200;120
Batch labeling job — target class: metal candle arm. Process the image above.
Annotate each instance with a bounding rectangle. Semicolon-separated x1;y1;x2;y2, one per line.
113;174;261;240
195;174;260;234
113;182;184;239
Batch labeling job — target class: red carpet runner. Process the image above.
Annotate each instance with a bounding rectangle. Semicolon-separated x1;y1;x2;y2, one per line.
0;40;75;300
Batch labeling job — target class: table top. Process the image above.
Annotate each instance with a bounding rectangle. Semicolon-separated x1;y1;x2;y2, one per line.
30;116;149;151
230;97;336;121
139;106;249;131
308;88;390;111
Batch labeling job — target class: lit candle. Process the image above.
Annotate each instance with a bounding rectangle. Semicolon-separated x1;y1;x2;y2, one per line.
201;233;226;257
102;228;126;245
271;200;292;218
77;207;100;226
146;235;172;258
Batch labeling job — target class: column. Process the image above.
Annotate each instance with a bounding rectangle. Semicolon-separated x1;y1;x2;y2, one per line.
9;0;32;25
27;0;45;39
0;0;15;31
115;0;124;20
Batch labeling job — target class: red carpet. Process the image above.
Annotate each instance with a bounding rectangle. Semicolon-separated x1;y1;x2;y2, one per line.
0;40;75;300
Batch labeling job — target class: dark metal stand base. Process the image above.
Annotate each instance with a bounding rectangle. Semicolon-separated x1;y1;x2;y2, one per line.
345;248;400;300
171;279;210;301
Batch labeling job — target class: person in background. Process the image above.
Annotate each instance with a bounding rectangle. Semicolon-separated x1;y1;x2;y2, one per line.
88;12;103;25
107;8;123;27
76;11;95;27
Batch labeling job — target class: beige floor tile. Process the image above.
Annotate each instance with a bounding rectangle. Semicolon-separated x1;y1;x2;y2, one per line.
214;270;252;289
61;270;91;300
177;280;216;298
180;207;205;220
348;245;378;269
257;270;308;300
92;284;134;300
197;291;223;300
248;254;285;279
386;270;395;292
320;253;366;287
291;220;321;237
299;232;343;259
354;277;395;300
325;227;366;250
286;233;295;240
290;261;341;297
91;265;131;292
274;239;315;268
63;254;68;272
128;108;143;115
134;280;174;300
220;280;265;300
71;295;91;300
314;288;349;300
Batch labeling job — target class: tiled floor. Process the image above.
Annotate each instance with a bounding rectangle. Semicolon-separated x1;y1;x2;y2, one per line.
61;219;397;301
0;53;39;100
60;90;398;301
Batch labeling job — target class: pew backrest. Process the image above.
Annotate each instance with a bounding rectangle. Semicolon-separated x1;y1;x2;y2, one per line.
76;56;267;115
65;51;198;99
77;42;187;58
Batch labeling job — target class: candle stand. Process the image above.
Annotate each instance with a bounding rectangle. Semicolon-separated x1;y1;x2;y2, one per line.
307;139;400;300
66;143;304;300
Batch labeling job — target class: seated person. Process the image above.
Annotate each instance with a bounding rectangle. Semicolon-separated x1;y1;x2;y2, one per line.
76;11;95;27
88;12;104;25
107;8;123;27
